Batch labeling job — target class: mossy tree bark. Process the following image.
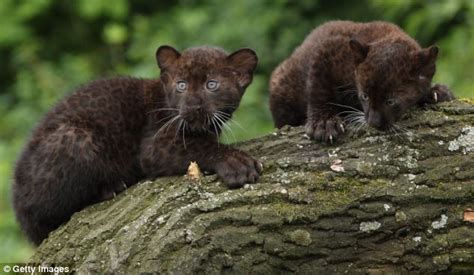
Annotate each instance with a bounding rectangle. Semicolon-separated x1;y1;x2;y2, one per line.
32;100;474;274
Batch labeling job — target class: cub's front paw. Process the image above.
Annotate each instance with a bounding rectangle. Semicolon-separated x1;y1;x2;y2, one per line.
215;151;262;189
99;181;128;201
305;116;345;143
428;84;455;103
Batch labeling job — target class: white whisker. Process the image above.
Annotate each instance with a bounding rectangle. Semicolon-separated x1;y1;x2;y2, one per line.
147;107;179;114
210;115;221;147
215;110;247;133
213;113;231;143
182;120;187;149
327;102;362;113
153;115;181;140
214;113;236;143
174;119;183;142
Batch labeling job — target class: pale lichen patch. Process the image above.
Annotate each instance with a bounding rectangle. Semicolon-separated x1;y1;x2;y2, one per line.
155;215;167;225
365;136;386;144
397;154;418;169
431;214;448;229
328;148;340;158
330;159;345;172
448;126;474;154
276;157;292;168
395;211;407;222
359;221;381;232
243;184;255;190
407;174;416;182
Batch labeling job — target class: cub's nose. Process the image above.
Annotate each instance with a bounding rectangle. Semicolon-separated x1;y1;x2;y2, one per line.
368;112;389;130
184;105;205;115
181;105;207;124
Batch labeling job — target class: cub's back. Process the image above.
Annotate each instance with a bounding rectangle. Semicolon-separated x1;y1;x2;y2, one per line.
294;21;414;64
271;20;418;95
33;77;150;140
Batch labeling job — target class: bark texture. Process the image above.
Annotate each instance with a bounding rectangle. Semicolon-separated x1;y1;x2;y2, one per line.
31;100;474;274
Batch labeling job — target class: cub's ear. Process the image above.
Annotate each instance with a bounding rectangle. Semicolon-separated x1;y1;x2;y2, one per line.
156;45;181;70
412;45;438;78
227;48;258;88
349;38;369;64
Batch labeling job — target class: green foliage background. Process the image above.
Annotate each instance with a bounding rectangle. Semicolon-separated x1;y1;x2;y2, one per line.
0;0;472;262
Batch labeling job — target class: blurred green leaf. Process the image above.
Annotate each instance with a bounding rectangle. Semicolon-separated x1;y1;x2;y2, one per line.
104;23;128;44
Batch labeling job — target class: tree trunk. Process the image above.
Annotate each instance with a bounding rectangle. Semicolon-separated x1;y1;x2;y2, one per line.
31;100;474;274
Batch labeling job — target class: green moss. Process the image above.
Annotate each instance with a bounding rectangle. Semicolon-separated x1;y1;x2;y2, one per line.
310;191;354;211
459;98;474;105
270;203;318;223
433;254;451;267
323;176;364;190
424;234;449;254
289;229;312;246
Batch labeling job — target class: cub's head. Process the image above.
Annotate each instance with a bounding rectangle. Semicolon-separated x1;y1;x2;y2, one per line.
350;39;438;130
156;45;257;132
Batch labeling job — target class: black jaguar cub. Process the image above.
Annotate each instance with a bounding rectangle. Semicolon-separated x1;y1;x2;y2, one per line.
13;45;261;245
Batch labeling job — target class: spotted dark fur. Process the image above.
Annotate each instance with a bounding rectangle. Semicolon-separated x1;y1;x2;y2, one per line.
269;21;454;142
13;45;261;245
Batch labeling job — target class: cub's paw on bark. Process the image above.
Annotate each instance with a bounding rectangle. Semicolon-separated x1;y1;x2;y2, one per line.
215;151;262;189
424;84;455;104
99;181;128;201
305;116;345;143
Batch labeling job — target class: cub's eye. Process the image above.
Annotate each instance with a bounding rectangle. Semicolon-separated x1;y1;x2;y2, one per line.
386;99;396;106
206;80;219;91
361;93;369;101
176;81;187;92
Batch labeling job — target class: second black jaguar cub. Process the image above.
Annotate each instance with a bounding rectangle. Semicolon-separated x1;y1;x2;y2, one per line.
13;45;261;245
270;21;454;143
